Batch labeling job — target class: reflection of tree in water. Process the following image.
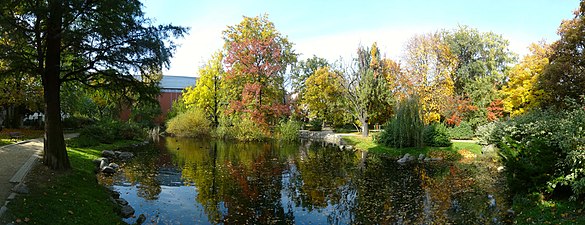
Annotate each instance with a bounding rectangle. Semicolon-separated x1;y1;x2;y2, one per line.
169;138;295;224
287;141;356;210
121;147;164;200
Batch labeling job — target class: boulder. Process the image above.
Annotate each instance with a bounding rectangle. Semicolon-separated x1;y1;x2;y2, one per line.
418;154;425;161
116;198;129;206
99;159;109;170
118;152;134;161
110;190;121;199
108;163;120;170
101;166;116;174
136;214;147;225
12;183;29;194
345;145;354;151
397;153;412;164
120;205;135;218
101;150;116;158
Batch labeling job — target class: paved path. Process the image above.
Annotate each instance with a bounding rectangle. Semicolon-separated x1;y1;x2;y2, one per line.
0;133;78;215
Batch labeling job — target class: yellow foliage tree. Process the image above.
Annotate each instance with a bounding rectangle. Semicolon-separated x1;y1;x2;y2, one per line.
501;43;551;116
301;67;345;124
182;51;224;126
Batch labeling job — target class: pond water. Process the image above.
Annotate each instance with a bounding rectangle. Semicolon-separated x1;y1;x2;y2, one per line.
99;137;508;225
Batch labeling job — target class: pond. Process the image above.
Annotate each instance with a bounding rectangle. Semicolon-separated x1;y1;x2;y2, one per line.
99;137;509;225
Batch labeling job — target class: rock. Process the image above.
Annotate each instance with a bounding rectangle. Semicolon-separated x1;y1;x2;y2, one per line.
497;166;505;172
99;159;109;170
111;191;121;199
408;155;416;161
102;150;116;158
108;163;120;170
345;145;354;151
116;198;129;206
120;205;135;218
339;145;345;150
418;154;425;161
136;214;147;225
101;166;116;174
118;152;134;161
12;183;29;194
397;153;412;163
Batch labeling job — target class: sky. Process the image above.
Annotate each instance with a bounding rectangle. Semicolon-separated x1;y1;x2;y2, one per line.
141;0;581;77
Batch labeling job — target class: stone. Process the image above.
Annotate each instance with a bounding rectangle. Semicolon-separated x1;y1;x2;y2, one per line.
111;191;121;199
102;150;116;158
116;198;129;206
345;145;354;151
497;166;505;172
12;183;29;194
101;166;116;174
397;154;412;164
120;205;135;218
339;145;345;150
136;214;147;225
7;193;17;200
418;154;425;161
118;152;134;161
109;163;120;170
99;159;109;170
487;194;496;208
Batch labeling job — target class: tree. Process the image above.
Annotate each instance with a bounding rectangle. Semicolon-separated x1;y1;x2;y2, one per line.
541;1;585;107
403;33;456;124
501;42;551;116
291;55;329;95
342;43;392;137
301;66;345;125
183;51;225;127
0;74;43;128
0;0;186;170
222;15;297;128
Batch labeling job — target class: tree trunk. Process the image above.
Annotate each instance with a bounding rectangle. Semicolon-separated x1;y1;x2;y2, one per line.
42;0;70;170
360;117;369;137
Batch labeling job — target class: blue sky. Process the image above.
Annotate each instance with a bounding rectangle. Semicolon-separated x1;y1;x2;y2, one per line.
142;0;580;76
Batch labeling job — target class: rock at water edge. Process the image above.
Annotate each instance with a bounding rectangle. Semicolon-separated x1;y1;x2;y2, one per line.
136;214;147;225
102;150;116;158
12;183;29;194
120;205;135;218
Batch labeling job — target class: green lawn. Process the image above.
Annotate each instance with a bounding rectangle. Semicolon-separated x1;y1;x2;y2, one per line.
2;139;141;225
342;134;482;160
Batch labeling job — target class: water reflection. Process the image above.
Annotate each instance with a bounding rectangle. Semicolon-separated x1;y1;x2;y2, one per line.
104;137;507;224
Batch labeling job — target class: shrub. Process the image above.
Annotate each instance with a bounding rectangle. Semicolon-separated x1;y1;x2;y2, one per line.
276;119;301;142
376;96;424;148
475;122;498;145
487;105;585;197
76;120;146;146
308;119;322;131
166;108;211;137
423;123;452;147
447;121;474;140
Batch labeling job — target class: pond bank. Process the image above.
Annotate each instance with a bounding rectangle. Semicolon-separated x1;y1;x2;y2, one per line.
0;139;143;225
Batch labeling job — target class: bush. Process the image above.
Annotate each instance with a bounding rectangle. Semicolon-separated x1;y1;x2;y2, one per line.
475;122;498;145
166;108;211;138
376;96;423;148
307;119;322;131
276;119;301;142
447;121;474;140
423;123;452;147
76;120;146;146
486;105;585;197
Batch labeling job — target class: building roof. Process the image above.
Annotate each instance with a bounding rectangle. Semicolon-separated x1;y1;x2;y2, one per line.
160;75;197;90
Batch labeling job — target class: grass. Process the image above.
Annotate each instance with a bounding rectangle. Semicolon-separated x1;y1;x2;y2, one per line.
512;193;585;224
2;139;141;225
0;128;45;146
342;134;482;160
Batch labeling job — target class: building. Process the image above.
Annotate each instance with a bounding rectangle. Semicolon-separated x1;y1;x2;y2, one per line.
120;75;197;124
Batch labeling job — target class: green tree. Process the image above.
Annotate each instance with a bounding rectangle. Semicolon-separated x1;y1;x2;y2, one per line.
183;51;225;127
342;43;392;137
541;1;585;107
301;66;345;125
0;0;186;170
291;55;329;95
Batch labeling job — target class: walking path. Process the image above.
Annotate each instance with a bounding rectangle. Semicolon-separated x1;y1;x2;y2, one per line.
0;133;78;219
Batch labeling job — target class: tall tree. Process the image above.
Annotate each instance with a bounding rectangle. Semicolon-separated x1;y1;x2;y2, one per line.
342;43;392;137
0;0;186;170
541;1;585;106
403;33;457;124
301;66;345;125
183;51;225;127
222;15;297;127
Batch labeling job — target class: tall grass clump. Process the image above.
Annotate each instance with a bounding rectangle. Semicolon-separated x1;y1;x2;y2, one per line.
166;108;211;137
377;96;424;148
276;119;301;142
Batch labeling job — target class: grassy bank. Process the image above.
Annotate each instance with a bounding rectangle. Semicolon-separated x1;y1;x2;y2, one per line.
511;194;585;224
2;139;140;225
0;129;45;147
342;134;482;159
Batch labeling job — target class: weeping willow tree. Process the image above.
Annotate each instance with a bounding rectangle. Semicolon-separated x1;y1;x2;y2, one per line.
378;96;424;148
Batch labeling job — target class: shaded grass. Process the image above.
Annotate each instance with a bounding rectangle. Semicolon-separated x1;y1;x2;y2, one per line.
2;139;140;225
512;193;585;225
0;129;45;146
342;134;482;160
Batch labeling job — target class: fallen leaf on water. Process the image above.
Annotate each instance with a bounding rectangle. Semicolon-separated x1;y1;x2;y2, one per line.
24;218;30;222
15;218;21;223
68;210;74;215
